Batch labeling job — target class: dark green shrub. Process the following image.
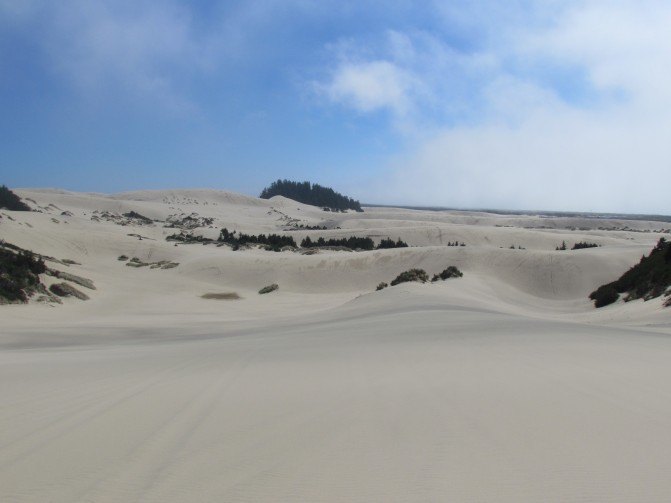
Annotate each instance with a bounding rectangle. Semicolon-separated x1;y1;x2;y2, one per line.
390;269;429;286
572;241;600;250
376;282;388;291
259;284;279;294
431;266;463;282
589;284;619;308
0;243;46;302
49;282;89;300
0;185;31;211
589;238;671;307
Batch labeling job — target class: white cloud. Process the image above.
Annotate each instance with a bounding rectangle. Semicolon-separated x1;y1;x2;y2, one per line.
317;29;498;133
3;0;268;113
324;1;671;213
321;60;414;115
45;1;203;111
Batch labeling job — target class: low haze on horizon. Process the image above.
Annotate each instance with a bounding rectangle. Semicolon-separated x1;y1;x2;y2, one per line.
1;1;670;214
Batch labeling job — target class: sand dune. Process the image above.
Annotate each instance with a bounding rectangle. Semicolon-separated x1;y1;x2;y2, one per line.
1;188;670;501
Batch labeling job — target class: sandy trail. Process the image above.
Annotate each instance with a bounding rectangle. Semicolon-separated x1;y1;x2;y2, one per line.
2;303;671;502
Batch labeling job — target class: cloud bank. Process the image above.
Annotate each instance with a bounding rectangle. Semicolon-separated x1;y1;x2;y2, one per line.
318;1;671;213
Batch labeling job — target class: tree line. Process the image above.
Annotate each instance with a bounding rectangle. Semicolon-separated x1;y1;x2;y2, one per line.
301;236;408;250
219;228;297;252
216;228;409;252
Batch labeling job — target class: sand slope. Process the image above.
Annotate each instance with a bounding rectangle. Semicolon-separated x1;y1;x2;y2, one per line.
1;188;671;501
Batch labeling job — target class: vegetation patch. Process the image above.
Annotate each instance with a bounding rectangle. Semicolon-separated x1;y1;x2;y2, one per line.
390;269;429;286
165;212;214;229
126;258;148;267
572;241;600;250
49;282;89;300
219;228;297;252
292;224;328;230
300;235;408;251
260;179;363;212
431;266;463;282
589;238;671;308
125;257;178;270
376;282;388;291
258;284;279;294
0;185;31;211
0;242;46;303
122;211;154;224
376;238;409;249
46;269;95;289
556;241;600;251
166;232;215;244
201;292;241;300
91;210;155;226
301;235;374;250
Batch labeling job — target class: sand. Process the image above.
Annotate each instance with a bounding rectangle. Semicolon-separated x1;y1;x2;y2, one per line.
1;188;670;501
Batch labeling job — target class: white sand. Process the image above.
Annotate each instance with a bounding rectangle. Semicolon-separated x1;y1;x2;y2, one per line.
1;188;670;501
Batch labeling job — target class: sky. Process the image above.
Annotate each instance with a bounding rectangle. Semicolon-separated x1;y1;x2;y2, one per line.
1;0;670;214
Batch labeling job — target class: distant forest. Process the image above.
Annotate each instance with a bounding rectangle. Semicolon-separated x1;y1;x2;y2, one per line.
260;180;363;212
0;185;31;211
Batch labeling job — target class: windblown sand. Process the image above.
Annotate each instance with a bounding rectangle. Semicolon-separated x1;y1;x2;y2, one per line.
1;188;670;502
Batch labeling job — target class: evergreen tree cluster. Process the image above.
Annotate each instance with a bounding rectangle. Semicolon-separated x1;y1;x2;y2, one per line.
556;240;601;251
0;242;46;303
589;238;671;308
173;228;408;252
300;235;409;250
571;241;600;250
219;228;297;252
0;185;31;211
301;235;374;250
259;179;363;212
377;237;409;249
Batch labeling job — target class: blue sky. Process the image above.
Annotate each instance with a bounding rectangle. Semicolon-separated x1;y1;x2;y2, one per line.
1;1;670;213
